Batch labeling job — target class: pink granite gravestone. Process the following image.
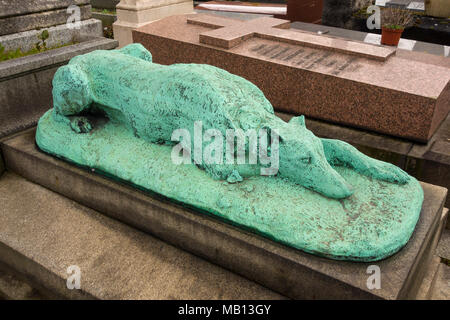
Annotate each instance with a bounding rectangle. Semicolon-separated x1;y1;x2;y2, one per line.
133;13;450;142
188;14;395;60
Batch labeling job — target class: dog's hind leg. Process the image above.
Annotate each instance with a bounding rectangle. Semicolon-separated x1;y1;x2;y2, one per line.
321;138;410;184
52;64;93;133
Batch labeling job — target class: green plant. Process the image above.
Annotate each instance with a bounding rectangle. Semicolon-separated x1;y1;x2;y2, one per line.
382;7;415;30
35;30;49;51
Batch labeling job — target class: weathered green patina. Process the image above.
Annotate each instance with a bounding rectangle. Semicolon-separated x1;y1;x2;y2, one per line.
36;44;423;261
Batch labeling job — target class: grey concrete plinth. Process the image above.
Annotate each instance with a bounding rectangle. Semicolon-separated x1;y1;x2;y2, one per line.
0;172;283;300
1;129;447;300
0;5;92;36
0;36;118;139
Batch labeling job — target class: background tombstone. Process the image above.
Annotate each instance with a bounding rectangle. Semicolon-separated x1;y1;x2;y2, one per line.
425;0;450;18
0;0;118;138
91;0;120;9
0;0;92;36
322;0;372;29
133;13;449;142
285;0;323;23
91;0;119;30
195;1;324;24
113;0;194;47
0;0;104;52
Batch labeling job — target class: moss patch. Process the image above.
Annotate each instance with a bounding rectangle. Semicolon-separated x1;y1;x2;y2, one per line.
0;30;78;63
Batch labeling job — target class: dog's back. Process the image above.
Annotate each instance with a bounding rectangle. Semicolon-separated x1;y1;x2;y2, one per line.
62;48;277;143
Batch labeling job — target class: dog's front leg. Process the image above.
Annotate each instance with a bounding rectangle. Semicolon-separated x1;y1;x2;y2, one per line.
321;138;410;184
52;64;93;134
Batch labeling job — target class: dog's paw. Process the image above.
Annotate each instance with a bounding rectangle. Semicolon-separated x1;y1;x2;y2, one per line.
367;161;410;185
70;117;92;134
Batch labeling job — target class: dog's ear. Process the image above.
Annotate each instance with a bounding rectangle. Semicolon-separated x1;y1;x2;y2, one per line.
289;115;306;128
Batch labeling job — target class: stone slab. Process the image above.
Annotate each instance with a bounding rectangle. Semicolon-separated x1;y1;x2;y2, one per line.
0;171;283;300
196;1;287;16
0;0;90;19
133;14;450;142
386;0;412;7
1;129;447;299
0;37;118;139
195;8;273;21
0;5;92;36
36;108;423;263
196;0;323;24
407;1;425;11
188;14;395;59
290;21;449;57
0;18;103;53
196;11;448;56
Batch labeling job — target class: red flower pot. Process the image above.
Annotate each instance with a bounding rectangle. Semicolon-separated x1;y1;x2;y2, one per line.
381;27;404;46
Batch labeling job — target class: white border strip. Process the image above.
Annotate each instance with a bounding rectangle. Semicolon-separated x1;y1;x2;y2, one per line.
198;4;287;15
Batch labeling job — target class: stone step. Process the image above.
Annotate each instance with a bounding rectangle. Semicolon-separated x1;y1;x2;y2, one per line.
0;35;118;139
0;262;51;300
428;262;450;300
415;255;442;300
0;171;283;299
1;128;448;299
437;228;450;261
414;208;448;299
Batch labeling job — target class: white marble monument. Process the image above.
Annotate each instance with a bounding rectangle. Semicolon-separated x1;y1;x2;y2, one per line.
113;0;194;47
